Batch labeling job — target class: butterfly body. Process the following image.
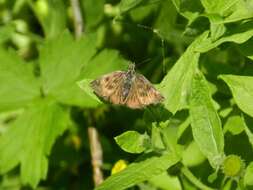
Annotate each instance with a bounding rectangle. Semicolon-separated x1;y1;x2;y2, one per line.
90;64;164;109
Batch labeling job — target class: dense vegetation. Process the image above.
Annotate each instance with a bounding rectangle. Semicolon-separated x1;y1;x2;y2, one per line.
0;0;253;189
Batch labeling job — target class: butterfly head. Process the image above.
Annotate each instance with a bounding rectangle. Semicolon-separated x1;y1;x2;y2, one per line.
127;63;135;75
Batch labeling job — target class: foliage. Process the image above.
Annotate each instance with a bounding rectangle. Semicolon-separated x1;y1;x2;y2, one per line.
0;0;253;189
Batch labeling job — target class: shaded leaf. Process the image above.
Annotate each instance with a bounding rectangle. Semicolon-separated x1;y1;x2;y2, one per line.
96;153;179;190
0;48;40;112
0;99;69;188
219;75;253;117
115;131;150;153
190;72;224;168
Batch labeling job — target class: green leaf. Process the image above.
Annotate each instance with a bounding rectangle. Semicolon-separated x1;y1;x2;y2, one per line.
219;75;253;117
224;0;253;23
95;153;179;190
159;32;209;114
0;99;69;188
29;0;67;39
0;24;15;44
0;48;40;112
39;31;97;106
223;115;245;135
196;21;253;52
200;0;238;14
244;162;253;186
115;131;150;153
190;72;224;168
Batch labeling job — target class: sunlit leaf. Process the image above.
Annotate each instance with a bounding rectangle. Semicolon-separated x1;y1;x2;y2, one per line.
190;72;224;168
0;48;40;112
96;153;179;190
115;131;150;153
159;32;209;114
219;75;253;117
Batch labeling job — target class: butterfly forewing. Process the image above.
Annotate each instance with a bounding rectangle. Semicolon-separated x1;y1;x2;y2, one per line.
90;71;126;104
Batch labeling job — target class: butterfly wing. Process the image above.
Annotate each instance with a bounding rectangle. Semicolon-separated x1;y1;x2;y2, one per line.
90;71;126;105
125;73;164;109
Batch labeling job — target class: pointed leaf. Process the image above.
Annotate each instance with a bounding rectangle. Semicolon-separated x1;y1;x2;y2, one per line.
219;75;253;117
115;131;150;153
96;153;179;190
159;32;209;114
190;72;224;168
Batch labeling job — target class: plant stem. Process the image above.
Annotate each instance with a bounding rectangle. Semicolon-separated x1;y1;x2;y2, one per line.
70;0;84;38
88;127;104;186
181;166;215;190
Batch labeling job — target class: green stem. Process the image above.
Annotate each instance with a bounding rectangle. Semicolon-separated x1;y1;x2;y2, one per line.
181;166;215;190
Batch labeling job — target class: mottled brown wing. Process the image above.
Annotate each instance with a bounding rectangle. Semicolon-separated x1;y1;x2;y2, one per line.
125;73;164;109
90;71;126;105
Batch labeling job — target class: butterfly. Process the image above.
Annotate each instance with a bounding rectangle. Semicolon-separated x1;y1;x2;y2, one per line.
90;63;164;109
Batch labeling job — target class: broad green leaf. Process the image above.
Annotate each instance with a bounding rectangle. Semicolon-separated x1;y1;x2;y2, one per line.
223;115;245;135
29;0;67;38
115;131;150;153
39;31;97;106
224;0;253;23
0;48;40;112
190;72;224;168
201;0;253;23
196;21;253;53
95;153;179;190
0;99;69;188
219;75;253;117
200;0;238;14
244;162;253;186
159;32;208;114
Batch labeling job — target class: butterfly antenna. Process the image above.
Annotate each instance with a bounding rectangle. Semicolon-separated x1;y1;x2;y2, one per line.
136;24;166;74
113;20;166;74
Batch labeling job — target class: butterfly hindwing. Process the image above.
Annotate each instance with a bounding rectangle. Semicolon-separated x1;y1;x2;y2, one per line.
125;74;164;108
